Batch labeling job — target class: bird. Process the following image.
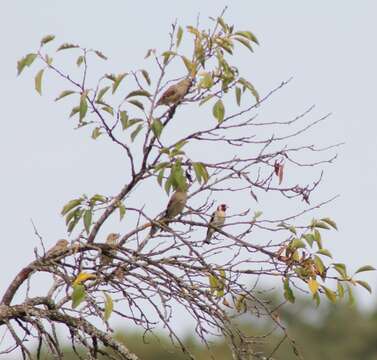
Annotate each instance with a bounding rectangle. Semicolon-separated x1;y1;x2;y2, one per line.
100;233;120;266
45;239;69;257
156;78;192;107
150;188;188;236
204;204;227;244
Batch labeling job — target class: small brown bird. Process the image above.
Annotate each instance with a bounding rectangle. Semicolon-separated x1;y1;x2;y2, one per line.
100;233;120;266
204;204;227;244
45;239;69;257
156;78;192;107
150;188;188;236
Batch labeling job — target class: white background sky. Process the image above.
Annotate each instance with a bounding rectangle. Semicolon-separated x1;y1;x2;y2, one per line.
1;0;377;339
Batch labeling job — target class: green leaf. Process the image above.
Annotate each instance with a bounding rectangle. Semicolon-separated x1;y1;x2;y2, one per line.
212;99;225;123
176;26;183;47
34;69;44;95
130;124;143;142
290;238;306;249
128;99;144;110
55;90;75;101
320;217;338;230
151;119;163;138
337;281;345;299
234;31;259;44
313;229;323;249
311;219;331;230
17;53;37;75
141;70;151;85
347;285;355;306
193;162;209;184
308;278;319;295
96;86;110;103
162;51;176;65
83;209;92;234
235;86;242;106
302;233;315;247
238;78;260;102
171;161;186;191
103;292;113;321
209;274;218;295
71;284;86;309
217;17;228;32
355;265;376;274
125;118;143;129
112;73;127;94
91;127;102;140
181;56;196;75
46;55;53;65
61;199;82;216
317;249;333;258
355;280;372;294
118;203;126;221
234;37;254;52
94;50;107;60
67;208;83;233
164;175;173;195
253;211;263;220
79;92;88;121
283;278;295;303
313;255;325;275
125;90;151;99
333;263;347;279
157;169;165;187
57;43;79;51
40;35;55;46
144;49;155;59
321;285;337;303
69;106;80;117
120;111;128;130
102;106;114;116
198;72;213;89
90;194;107;204
76;55;84;67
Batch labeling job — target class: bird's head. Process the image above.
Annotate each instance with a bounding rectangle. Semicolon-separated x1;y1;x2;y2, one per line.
57;239;69;247
218;204;227;212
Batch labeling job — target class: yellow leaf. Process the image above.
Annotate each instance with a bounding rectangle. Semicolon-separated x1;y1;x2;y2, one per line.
73;272;96;286
308;278;319;295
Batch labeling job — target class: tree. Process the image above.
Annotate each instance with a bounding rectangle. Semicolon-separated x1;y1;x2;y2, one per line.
1;9;374;360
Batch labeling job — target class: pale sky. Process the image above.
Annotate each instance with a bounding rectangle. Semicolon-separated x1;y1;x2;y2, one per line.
1;0;377;340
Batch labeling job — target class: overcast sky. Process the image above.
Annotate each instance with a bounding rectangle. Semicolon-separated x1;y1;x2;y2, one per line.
1;0;377;339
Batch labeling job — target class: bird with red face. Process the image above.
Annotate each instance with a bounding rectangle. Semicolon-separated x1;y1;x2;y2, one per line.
204;204;227;244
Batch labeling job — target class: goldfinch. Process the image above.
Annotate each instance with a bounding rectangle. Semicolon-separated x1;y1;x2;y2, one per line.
150;188;188;236
156;78;192;107
204;204;227;244
45;239;69;257
100;233;120;266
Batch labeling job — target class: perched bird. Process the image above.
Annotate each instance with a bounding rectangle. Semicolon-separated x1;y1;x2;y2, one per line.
150;188;188;236
45;239;69;257
156;78;192;107
100;233;120;266
204;204;227;244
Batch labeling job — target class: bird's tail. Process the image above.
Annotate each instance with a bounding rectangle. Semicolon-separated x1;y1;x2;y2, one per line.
204;230;213;244
149;217;168;236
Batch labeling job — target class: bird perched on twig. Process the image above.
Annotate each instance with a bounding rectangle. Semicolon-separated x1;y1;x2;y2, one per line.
204;204;227;244
100;233;120;266
150;188;188;236
45;239;69;257
156;78;192;107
